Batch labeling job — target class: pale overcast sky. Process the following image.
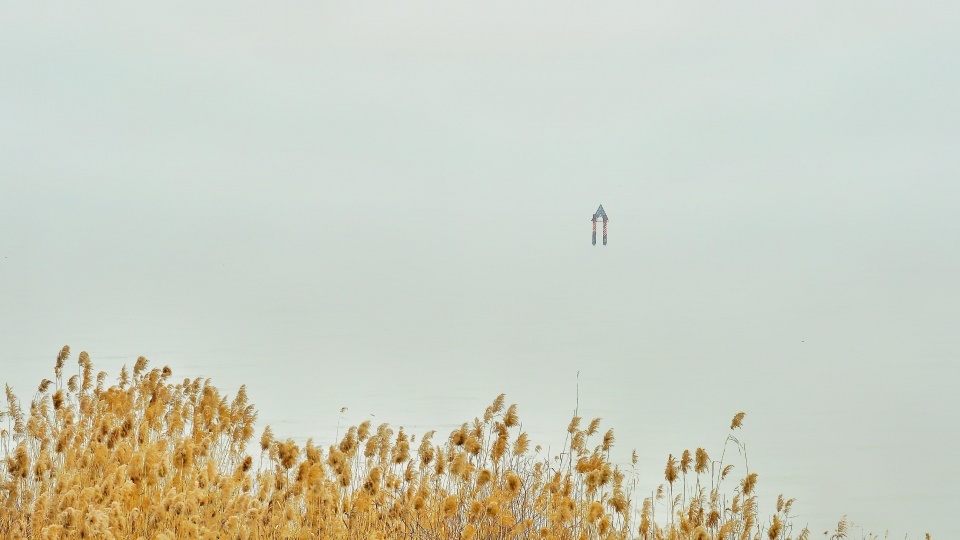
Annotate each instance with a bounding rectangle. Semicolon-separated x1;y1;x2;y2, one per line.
2;3;958;537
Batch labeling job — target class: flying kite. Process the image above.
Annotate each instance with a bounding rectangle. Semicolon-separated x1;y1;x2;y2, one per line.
591;205;608;245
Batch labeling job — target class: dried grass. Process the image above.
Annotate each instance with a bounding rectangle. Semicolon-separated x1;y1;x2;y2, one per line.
0;347;921;540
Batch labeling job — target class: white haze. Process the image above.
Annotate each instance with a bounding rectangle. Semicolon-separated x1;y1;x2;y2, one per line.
1;3;958;537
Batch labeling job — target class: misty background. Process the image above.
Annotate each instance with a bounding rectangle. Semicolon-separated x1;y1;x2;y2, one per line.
2;3;958;537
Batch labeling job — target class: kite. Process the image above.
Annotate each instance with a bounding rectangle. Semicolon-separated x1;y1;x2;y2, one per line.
591;205;608;246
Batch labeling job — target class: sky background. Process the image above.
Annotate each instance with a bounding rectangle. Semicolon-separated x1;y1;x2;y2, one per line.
2;3;959;537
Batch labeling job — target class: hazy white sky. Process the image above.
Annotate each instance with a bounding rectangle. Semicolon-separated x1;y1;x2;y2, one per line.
2;3;959;537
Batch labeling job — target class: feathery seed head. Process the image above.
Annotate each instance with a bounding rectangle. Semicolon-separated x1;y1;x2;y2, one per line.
260;426;274;452
741;473;758;496
695;448;709;474
587;417;601;436
602;428;615;452
56;346;70;376
665;455;678;484
513;432;530;456
504;404;519;428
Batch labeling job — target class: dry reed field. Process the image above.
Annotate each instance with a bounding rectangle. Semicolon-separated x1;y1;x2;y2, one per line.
0;347;887;539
